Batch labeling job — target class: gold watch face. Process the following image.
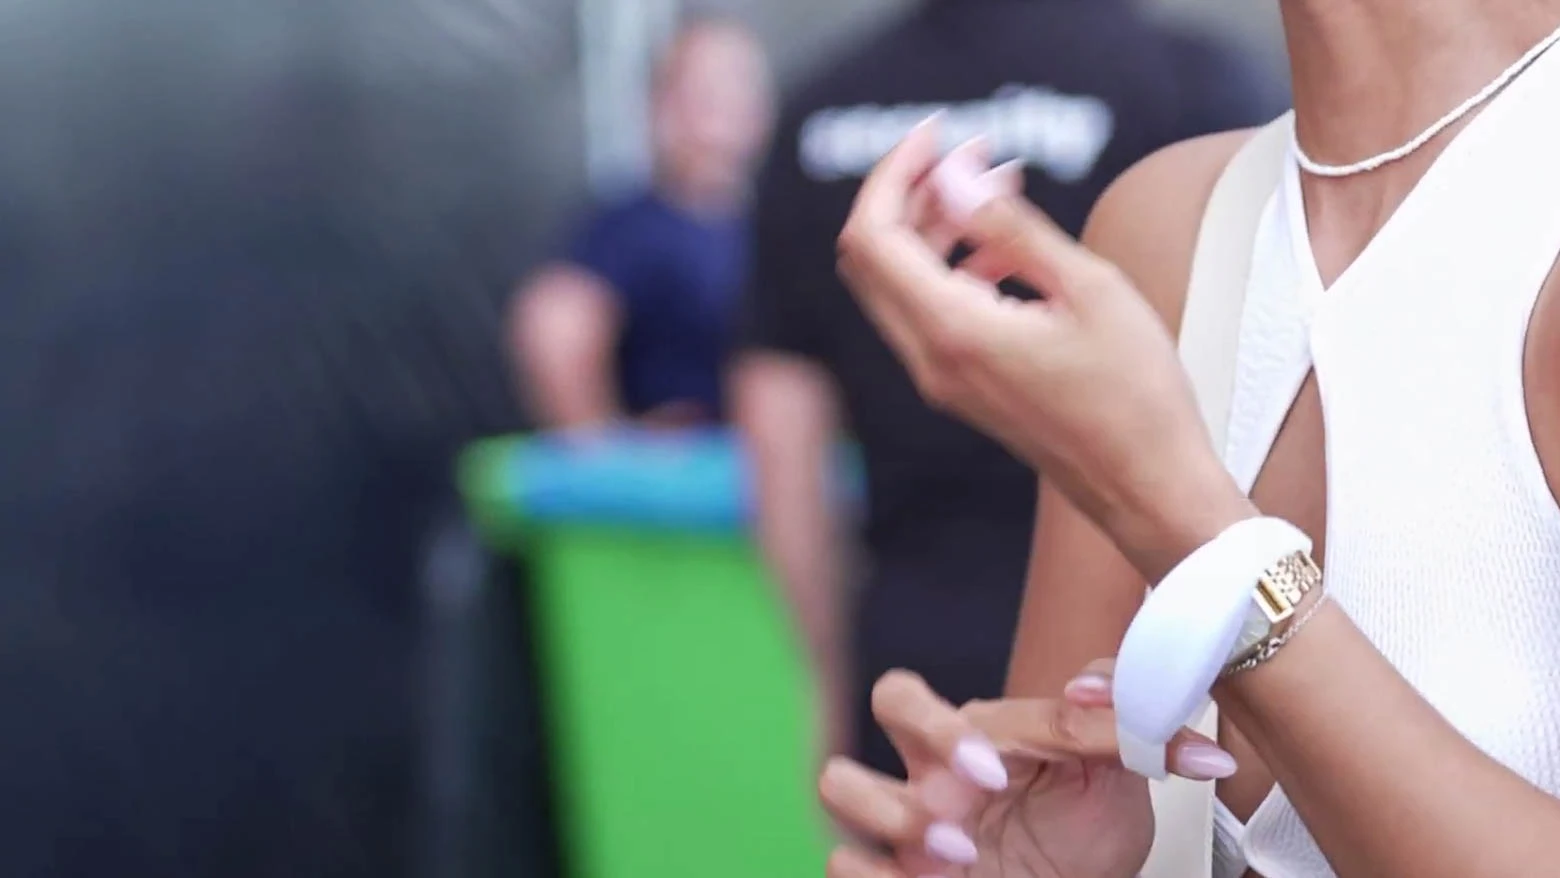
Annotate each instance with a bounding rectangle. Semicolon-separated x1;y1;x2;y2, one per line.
1255;574;1298;625
1254;551;1320;624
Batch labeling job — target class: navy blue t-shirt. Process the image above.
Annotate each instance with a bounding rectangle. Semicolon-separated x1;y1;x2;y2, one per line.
567;191;749;420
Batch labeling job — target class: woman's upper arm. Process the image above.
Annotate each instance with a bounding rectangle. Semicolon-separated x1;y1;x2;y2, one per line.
1528;265;1560;509
1005;129;1256;698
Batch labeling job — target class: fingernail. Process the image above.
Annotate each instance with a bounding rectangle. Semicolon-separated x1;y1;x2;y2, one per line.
952;736;1008;791
932;147;1001;223
947;133;989;158
912;108;947;132
989;159;1025;190
1175;742;1238;780
925;822;978;865
1063;672;1112;701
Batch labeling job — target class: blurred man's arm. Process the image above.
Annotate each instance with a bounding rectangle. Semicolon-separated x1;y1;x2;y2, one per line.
506;262;623;429
730;350;851;757
736;101;857;758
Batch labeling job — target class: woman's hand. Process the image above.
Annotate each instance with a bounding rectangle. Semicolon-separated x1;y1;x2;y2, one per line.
834;120;1253;578
819;662;1235;878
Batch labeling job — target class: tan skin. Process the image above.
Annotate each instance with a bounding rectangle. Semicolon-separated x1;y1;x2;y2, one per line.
1017;5;1560;859
1015;129;1560;875
817;1;1560;874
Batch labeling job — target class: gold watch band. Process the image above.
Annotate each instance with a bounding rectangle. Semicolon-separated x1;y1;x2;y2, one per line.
1224;550;1325;677
1254;550;1322;625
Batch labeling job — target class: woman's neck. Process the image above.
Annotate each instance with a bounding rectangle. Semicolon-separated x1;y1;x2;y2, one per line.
1283;0;1560;167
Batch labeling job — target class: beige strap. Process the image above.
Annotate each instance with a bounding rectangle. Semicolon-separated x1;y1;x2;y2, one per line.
1139;114;1293;878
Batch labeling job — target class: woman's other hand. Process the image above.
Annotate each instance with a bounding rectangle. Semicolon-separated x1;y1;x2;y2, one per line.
819;662;1234;878
834;119;1253;578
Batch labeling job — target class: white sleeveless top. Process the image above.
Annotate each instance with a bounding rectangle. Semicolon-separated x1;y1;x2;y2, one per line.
1208;45;1560;878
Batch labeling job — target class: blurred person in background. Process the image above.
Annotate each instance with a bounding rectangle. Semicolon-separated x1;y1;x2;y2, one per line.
508;17;774;431
731;0;1288;778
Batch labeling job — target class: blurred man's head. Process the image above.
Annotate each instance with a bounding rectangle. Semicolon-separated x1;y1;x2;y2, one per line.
651;18;774;207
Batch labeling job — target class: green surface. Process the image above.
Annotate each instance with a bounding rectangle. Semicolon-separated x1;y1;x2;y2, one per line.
458;437;830;878
529;525;829;878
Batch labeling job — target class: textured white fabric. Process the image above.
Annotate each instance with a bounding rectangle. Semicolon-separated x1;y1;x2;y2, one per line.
1210;43;1560;878
1212;799;1249;878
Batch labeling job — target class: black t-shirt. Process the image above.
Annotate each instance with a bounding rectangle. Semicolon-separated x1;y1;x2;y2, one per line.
739;0;1287;581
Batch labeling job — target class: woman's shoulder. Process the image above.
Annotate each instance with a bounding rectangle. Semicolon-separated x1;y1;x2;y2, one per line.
1081;128;1260;336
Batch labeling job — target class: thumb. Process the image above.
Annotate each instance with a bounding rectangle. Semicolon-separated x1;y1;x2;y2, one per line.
962;696;1237;781
960;697;1122;762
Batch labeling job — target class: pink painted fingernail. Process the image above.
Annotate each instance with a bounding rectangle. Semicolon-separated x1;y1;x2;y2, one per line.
1175;742;1238;780
946;134;989;159
932;146;1002;223
991;159;1026;191
925;822;978;864
912;108;947;133
1063;672;1112;701
952;736;1008;791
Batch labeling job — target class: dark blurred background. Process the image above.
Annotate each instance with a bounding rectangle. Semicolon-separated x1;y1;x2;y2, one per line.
0;1;1284;876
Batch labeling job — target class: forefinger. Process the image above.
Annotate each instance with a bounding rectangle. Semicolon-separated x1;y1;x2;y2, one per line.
838;119;977;369
869;670;1010;792
850;113;945;228
964;692;1236;781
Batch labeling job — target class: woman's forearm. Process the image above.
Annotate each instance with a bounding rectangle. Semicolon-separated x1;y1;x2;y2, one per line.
1136;486;1560;876
1216;597;1560;877
1005;479;1146;698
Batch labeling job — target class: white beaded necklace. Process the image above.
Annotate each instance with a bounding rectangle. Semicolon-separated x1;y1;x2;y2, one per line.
1295;21;1560;177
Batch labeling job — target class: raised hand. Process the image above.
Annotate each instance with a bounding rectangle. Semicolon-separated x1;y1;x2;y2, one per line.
819;662;1235;878
834;119;1253;579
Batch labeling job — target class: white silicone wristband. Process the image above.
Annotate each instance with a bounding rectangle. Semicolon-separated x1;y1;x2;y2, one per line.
1112;516;1311;779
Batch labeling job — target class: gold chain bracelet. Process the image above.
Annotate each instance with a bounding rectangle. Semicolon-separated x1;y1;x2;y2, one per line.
1220;591;1331;678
